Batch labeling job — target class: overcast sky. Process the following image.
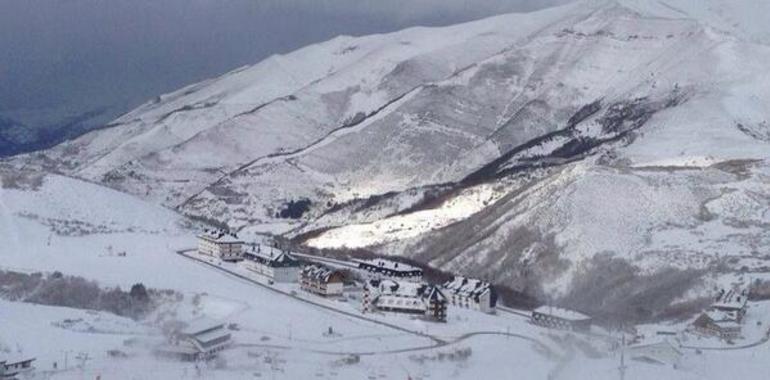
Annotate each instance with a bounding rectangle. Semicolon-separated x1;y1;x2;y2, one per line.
0;0;568;128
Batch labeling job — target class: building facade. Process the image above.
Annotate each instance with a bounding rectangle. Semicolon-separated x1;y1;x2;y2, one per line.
530;306;592;332
197;229;244;261
441;276;497;313
355;259;423;282
300;264;344;297
240;245;300;283
363;279;448;322
690;286;748;341
0;357;35;379
692;312;742;340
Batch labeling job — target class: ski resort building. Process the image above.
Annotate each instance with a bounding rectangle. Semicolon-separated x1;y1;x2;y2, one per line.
355;258;423;282
441;276;497;313
692;310;743;341
690;287;748;341
530;306;592;332
363;279;448;322
197;229;243;261
0;356;35;379
710;287;748;322
300;264;344;297
239;245;300;283
158;319;232;361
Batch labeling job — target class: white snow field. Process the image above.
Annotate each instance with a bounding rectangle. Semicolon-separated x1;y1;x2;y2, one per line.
2;172;770;379
12;0;768;306
0;173;561;379
3;0;770;378
27;0;768;227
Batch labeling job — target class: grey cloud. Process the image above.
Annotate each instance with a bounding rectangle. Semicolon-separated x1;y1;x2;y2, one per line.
0;0;571;155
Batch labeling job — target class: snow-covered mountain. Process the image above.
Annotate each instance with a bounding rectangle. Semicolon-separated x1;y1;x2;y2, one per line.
14;0;770;318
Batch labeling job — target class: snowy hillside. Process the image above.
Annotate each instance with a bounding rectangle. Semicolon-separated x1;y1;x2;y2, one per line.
9;0;770;317
0;169;190;285
4;169;770;380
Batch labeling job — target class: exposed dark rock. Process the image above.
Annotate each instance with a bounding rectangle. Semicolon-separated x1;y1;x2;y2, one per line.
279;198;312;219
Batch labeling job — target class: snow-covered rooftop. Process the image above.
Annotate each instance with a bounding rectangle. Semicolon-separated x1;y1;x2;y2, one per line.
181;318;226;336
532;306;590;321
706;309;741;324
371;279;424;297
301;264;342;282
629;337;678;348
193;327;231;346
198;229;242;244
712;288;748;311
442;276;492;297
368;279;446;312
368;279;446;301
355;258;422;274
243;245;299;267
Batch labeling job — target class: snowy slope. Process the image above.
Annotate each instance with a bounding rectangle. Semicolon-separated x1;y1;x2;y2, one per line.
10;1;687;221
10;0;770;317
2;168;770;379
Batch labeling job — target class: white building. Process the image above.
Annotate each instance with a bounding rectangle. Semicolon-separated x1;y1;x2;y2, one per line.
363;279;447;322
197;229;243;261
531;306;592;331
441;276;497;313
355;258;423;282
157;319;232;361
239;245;300;283
0;356;35;379
300;264;345;297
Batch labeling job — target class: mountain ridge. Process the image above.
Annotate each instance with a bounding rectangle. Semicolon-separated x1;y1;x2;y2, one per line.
8;0;770;319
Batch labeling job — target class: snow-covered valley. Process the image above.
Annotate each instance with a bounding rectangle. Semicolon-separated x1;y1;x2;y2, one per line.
2;170;770;379
3;0;770;378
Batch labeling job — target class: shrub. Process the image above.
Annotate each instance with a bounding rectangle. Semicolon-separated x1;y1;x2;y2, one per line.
0;270;170;320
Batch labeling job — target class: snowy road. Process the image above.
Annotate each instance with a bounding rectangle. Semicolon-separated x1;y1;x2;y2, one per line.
171;248;590;379
237;330;558;357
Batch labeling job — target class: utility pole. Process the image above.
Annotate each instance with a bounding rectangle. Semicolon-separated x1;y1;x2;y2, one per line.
60;350;72;371
618;332;627;380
